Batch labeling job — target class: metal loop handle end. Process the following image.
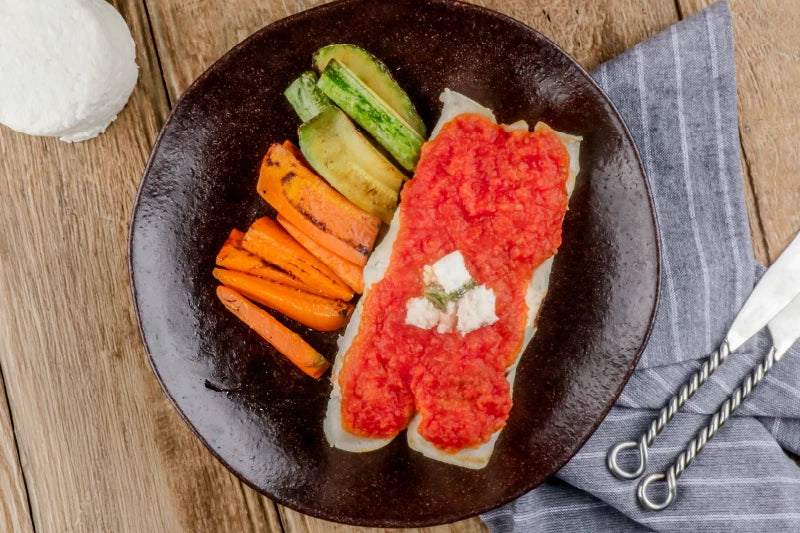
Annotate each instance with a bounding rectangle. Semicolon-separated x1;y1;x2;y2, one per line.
607;440;648;480
637;471;677;511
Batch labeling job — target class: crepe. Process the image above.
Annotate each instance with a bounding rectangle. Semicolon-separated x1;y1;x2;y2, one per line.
324;89;582;467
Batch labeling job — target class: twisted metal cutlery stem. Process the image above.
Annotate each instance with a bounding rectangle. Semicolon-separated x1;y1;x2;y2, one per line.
646;345;729;442
638;344;781;511
608;340;732;480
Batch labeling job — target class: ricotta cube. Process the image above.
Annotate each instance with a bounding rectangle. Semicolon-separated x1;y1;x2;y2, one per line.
431;251;473;293
436;301;458;334
457;285;498;335
405;297;440;330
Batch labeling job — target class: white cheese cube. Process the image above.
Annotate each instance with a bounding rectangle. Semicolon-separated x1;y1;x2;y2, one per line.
437;301;458;334
457;285;498;335
431;251;473;293
405;297;441;330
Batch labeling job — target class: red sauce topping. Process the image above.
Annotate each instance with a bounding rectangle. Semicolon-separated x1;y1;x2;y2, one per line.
339;114;569;451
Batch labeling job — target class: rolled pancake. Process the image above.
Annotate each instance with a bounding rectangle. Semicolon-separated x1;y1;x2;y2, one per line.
324;90;581;466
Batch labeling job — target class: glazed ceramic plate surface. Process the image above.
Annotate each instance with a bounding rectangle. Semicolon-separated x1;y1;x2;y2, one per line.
129;0;659;526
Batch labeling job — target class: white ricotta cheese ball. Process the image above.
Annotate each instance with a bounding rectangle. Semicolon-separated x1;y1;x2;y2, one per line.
0;0;138;142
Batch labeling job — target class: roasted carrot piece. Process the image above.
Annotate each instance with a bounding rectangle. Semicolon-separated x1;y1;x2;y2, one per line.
216;285;331;378
214;268;353;331
277;215;365;294
241;217;354;302
258;143;380;266
282;140;308;166
222;228;245;245
216;228;327;296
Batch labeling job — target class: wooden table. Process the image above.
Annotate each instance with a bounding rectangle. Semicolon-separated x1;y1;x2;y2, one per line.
0;1;797;531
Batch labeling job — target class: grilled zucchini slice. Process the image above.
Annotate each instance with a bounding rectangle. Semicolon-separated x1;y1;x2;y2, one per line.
298;106;404;224
284;71;332;122
317;59;424;171
313;44;426;138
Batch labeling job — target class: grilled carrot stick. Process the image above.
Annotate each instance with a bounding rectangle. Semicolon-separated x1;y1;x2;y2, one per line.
277;215;365;294
282;140;308;166
213;268;353;331
241;217;354;302
257;143;379;266
216;285;331;378
216;229;325;295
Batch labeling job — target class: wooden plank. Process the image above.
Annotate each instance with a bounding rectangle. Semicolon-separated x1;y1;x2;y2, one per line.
277;507;490;533
143;0;679;531
145;0;679;103
677;0;799;264
0;371;34;533
0;0;283;531
145;0;333;102
475;0;679;70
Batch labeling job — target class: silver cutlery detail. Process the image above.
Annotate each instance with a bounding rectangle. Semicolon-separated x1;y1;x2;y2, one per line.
607;231;800;506
637;292;800;510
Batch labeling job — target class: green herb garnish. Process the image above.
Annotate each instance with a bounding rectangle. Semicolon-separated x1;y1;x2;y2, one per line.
450;279;477;299
423;279;477;310
423;284;449;310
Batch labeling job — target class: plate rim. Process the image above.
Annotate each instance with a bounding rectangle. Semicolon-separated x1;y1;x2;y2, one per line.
128;0;662;526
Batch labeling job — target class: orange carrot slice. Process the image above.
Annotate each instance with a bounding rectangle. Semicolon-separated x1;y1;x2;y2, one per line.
216;285;331;378
213;268;353;331
258;143;380;266
282;140;308;166
277;215;364;294
241;217;354;302
216;229;326;296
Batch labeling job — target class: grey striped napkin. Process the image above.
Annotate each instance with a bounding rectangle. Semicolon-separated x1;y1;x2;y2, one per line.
482;2;800;531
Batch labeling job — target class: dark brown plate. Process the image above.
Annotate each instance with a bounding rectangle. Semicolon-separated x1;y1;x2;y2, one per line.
129;0;659;527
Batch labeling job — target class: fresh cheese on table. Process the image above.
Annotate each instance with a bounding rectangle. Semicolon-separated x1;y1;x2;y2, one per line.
0;0;138;142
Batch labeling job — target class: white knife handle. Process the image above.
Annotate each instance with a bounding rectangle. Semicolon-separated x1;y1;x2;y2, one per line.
607;340;732;480
637;344;782;510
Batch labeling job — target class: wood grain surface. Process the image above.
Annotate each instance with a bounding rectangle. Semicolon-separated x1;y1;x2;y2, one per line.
0;0;797;532
0;1;281;531
0;371;33;533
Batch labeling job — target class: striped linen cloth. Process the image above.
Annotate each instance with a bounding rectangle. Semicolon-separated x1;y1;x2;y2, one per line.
482;2;800;531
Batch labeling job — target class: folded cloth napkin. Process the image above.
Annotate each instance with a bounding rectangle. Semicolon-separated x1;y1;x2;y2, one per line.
482;2;800;531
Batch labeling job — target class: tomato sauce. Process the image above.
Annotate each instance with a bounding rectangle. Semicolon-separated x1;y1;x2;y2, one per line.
338;114;570;451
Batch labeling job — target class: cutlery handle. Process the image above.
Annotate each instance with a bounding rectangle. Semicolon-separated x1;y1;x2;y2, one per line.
607;340;732;480
637;344;782;510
